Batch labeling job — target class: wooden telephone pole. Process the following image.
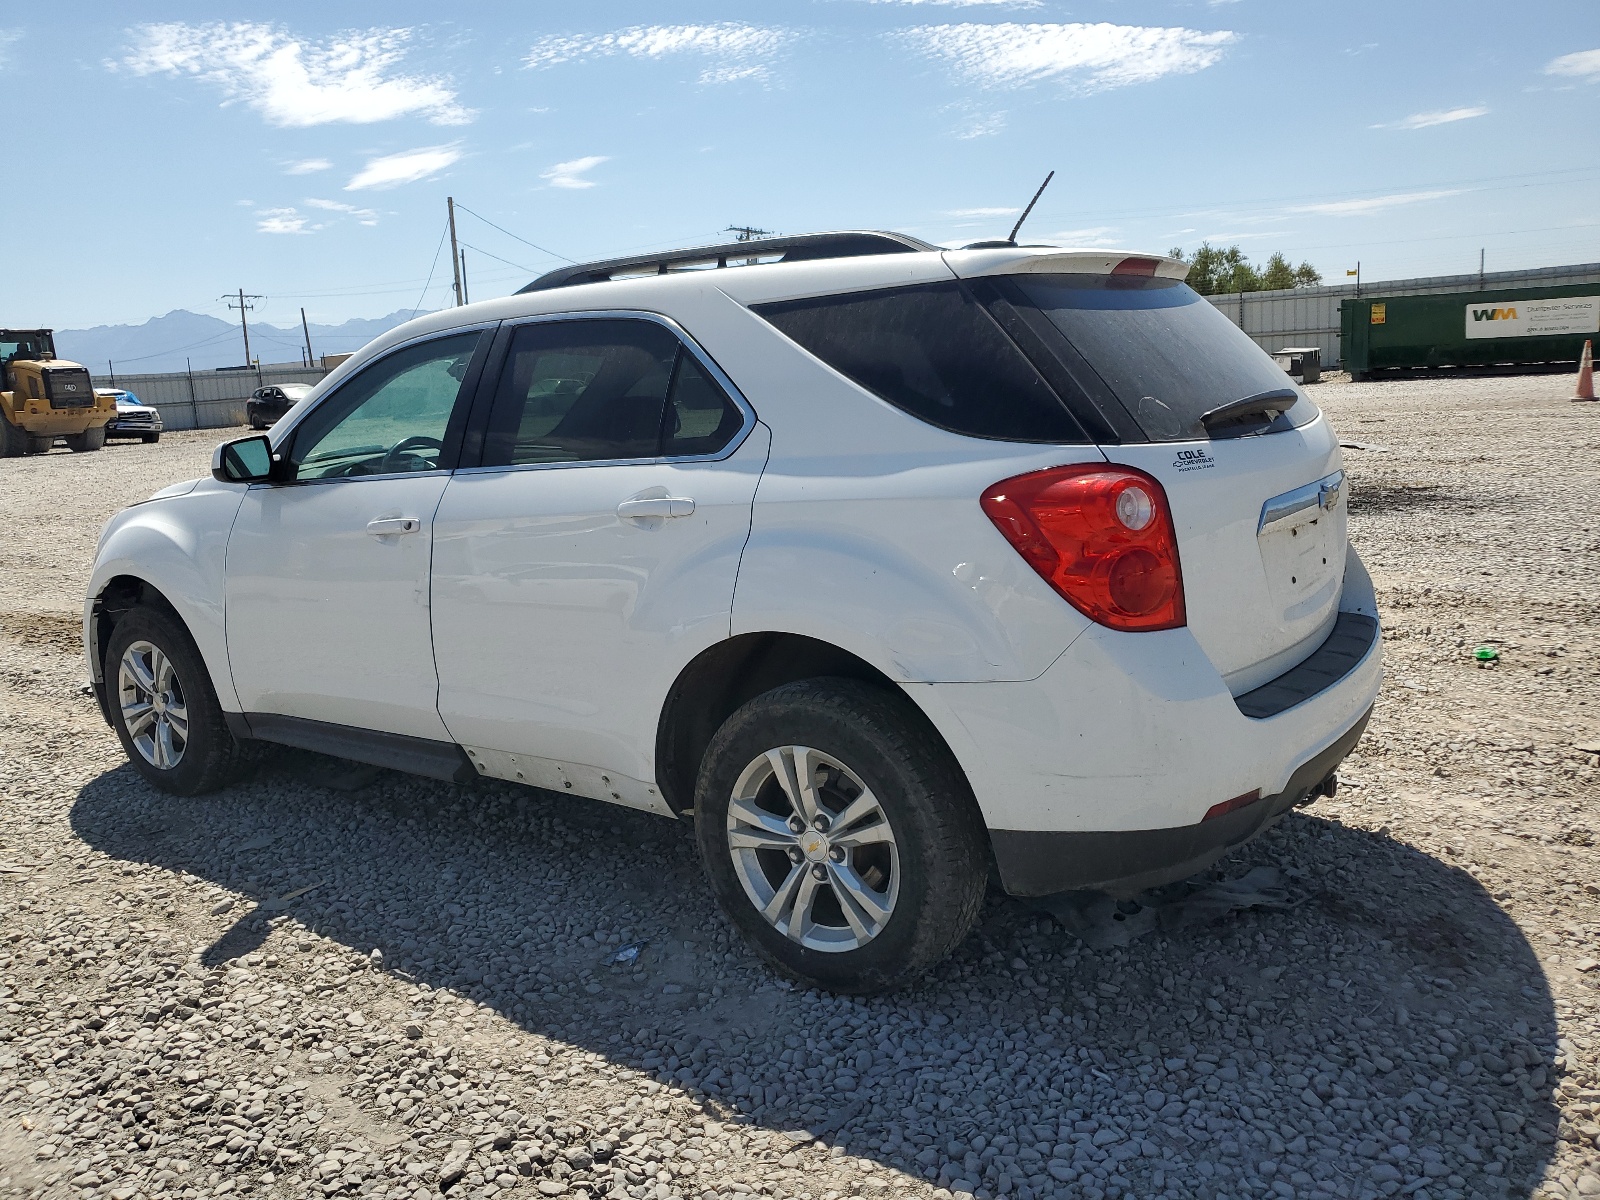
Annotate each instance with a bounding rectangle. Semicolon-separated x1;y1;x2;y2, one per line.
223;289;264;366
448;198;464;307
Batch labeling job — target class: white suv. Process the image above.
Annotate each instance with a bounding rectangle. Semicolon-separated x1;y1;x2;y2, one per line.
86;231;1381;992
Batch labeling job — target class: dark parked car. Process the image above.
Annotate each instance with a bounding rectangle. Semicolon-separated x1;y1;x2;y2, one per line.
246;383;313;429
96;389;163;443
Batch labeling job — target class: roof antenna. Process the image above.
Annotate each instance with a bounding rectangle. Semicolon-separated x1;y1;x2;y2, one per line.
1007;170;1054;244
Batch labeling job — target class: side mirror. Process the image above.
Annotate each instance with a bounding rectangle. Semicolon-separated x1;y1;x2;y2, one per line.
212;434;275;483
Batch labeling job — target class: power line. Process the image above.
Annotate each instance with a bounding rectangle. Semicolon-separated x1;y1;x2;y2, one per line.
453;203;575;264
413;222;451;318
102;328;241;365
459;241;536;275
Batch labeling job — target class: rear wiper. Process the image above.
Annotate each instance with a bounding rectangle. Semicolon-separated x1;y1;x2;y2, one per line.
1199;388;1298;434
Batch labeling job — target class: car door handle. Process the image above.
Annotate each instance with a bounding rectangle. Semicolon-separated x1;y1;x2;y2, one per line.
366;517;421;536
616;497;695;519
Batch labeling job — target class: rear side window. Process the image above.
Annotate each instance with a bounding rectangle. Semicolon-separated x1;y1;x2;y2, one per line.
1012;274;1318;442
753;282;1086;443
482;319;744;467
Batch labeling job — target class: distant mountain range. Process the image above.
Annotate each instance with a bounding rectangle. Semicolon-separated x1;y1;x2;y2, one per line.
54;309;431;376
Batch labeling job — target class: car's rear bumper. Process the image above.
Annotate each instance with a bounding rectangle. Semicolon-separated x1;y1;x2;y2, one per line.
989;704;1369;897
914;543;1382;897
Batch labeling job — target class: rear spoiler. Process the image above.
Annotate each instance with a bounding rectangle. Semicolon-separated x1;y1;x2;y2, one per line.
943;247;1190;282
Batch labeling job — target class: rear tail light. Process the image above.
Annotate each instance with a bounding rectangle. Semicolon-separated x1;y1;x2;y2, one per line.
980;464;1186;632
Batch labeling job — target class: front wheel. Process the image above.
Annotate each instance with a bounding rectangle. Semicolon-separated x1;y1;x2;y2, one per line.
694;678;988;994
142;432;161;444
105;605;257;795
0;417;22;457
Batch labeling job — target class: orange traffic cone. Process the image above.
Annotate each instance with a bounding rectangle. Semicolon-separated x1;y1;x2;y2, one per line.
1575;339;1596;402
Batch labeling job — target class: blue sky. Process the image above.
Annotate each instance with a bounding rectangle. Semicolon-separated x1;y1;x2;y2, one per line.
8;3;1599;330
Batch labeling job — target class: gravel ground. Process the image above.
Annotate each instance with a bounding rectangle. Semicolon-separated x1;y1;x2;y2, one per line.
2;380;1598;1200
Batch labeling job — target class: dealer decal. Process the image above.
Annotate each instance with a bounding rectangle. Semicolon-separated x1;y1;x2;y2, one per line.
1174;448;1215;473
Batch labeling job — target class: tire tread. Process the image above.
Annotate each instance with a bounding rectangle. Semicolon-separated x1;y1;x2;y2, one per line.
695;677;988;993
107;607;259;795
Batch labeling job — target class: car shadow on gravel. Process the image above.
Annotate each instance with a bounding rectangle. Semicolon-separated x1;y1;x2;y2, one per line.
70;754;1561;1200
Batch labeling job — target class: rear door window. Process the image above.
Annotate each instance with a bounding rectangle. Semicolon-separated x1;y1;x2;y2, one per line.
753;282;1086;443
481;319;744;467
1011;274;1318;442
662;353;745;457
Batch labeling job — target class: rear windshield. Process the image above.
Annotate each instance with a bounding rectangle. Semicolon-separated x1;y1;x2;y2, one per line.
753;282;1086;443
1012;274;1318;442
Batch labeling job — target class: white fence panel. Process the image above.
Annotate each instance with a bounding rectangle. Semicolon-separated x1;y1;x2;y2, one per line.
90;364;327;431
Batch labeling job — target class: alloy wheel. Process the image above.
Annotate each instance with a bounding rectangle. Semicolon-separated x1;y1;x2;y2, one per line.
726;745;900;953
118;640;189;770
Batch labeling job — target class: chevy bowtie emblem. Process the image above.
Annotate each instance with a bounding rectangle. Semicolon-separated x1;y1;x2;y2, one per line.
1319;480;1341;511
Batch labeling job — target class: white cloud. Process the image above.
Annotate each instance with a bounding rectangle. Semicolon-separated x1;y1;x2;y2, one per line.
345;145;462;191
896;22;1236;91
946;205;1021;217
1372;105;1487;130
306;197;380;225
257;207;312;234
1289;189;1461;217
0;30;21;70
542;155;609;189
955;112;1007;138
121;22;471;127
1048;226;1119;245
1546;48;1600;82
286;157;333;174
526;22;791;84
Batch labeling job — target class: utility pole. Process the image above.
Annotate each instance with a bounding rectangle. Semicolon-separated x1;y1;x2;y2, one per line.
223;289;264;367
1479;248;1485;292
460;250;470;305
448;197;464;307
725;226;772;243
300;307;315;369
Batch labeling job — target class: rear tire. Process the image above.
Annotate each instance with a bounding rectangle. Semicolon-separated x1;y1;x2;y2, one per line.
694;678;988;994
66;424;107;452
26;434;54;454
105;605;257;796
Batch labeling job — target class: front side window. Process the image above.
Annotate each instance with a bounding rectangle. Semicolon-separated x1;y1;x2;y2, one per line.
752;282;1085;443
287;332;482;480
481;319;743;467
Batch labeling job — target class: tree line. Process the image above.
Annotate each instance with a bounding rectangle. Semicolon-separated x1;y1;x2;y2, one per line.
1168;244;1322;295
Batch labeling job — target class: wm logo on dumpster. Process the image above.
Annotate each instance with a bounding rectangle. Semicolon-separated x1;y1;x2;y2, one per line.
1470;307;1518;321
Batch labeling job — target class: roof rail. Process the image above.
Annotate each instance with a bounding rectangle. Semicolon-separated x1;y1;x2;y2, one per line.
517;230;938;293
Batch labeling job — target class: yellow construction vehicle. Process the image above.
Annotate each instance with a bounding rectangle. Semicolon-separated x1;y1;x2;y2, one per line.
1;328;115;456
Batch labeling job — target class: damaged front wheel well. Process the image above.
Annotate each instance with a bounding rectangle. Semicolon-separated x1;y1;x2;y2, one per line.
92;576;184;684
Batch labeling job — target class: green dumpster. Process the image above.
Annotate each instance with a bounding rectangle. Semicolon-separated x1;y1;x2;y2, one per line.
1341;283;1599;380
